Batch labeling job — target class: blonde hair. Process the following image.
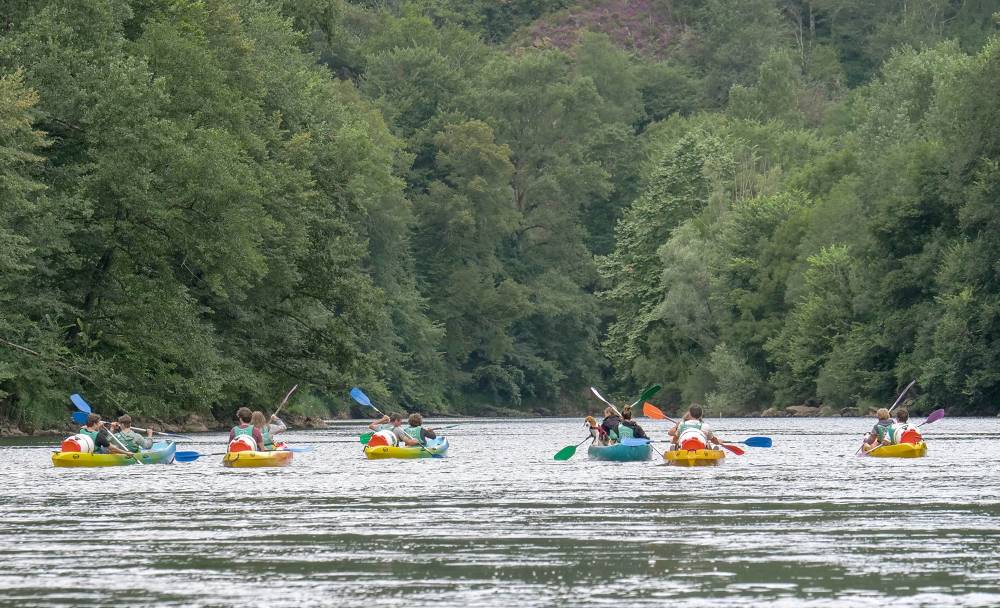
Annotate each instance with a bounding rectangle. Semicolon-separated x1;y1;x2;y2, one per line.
251;411;267;429
876;408;890;420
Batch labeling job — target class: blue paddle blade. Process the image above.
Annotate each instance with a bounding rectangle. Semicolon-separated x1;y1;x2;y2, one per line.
349;387;373;408
281;446;314;453
69;393;92;413
71;411;88;425
742;436;772;448
621;438;651;446
174;451;202;462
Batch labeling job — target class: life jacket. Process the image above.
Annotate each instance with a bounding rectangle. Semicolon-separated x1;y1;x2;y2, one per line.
77;427;104;453
260;426;275;451
115;429;140;452
403;426;423;443
229;425;258;452
872;419;892;442
888;422;922;445
616;422;636;440
677;420;708;451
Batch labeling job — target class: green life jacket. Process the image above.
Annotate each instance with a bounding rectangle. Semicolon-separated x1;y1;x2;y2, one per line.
115;431;138;452
232;424;253;438
888;422;918;444
616;422;635;440
403;426;423;443
261;426;275;450
677;420;704;436
873;420;892;441
79;427;102;453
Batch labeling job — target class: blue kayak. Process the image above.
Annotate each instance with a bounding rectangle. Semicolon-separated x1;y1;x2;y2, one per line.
588;439;652;462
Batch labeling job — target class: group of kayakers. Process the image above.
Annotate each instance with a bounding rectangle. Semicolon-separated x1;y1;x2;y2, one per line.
365;412;437;447
67;413;154;455
227;406;287;452
588;403;727;451
861;407;922;452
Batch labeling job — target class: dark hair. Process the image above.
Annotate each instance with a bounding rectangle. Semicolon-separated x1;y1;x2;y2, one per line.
389;412;403;423
236;407;252;423
895;407;909;422
408;413;423;427
622;405;633;420
689;404;703;420
86;413;101;426
118;414;132;427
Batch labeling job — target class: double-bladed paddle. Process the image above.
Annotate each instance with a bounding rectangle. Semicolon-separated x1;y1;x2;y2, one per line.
553;433;595;461
175;445;314;463
68;394;144;463
274;384;298;418
70;411;194;441
856;380;921;454
350;387;386;417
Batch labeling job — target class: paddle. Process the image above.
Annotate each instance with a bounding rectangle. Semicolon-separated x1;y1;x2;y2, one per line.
349;387;386;417
70;412;194;441
733;436;772;448
718;443;745;455
553;434;595;461
630;385;661;408
69;394;143;464
919;408;945;426
642;401;677;423
274;384;298;418
590;387;619;415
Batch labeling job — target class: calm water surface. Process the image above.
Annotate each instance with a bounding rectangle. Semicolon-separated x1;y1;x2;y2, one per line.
1;417;998;607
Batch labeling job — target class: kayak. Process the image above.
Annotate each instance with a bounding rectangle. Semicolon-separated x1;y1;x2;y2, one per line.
222;449;294;468
664;448;725;467
51;441;176;467
364;437;448;459
588;441;652;462
866;441;927;458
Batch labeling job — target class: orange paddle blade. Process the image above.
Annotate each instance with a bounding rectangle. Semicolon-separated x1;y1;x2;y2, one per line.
643;402;667;419
720;443;745;456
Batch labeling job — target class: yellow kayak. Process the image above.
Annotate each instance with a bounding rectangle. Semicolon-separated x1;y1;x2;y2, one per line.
222;450;294;468
664;448;725;467
364;437;448;459
51;441;176;467
866;441;927;458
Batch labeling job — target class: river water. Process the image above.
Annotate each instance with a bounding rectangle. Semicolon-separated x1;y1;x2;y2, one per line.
0;416;998;607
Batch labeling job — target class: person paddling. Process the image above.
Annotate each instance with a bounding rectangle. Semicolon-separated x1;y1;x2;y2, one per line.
616;405;648;440
599;406;622;445
669;404;723;450
886;407;923;445
399;413;436;446
862;408;893;452
80;413;132;455
251;410;284;451
229;407;264;451
111;415;154;452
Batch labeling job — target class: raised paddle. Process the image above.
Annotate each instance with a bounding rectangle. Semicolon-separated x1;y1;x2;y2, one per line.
629;385;661;408
918;408;945;426
590;387;620;416
888;379;918;413
350;387;386;417
69;393;91;413
642;401;677;423
70;412;194;441
274;384;298;418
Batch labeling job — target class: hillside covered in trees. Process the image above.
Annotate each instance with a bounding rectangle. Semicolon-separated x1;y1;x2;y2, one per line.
1;0;999;428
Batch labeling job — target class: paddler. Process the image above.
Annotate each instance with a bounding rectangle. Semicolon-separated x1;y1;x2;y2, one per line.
251;410;283;451
668;404;723;450
616;405;648;440
599;405;622;445
80;413;132;455
861;407;893;452
229;407;264;451
110;415;153;452
399;413;437;446
886;407;922;445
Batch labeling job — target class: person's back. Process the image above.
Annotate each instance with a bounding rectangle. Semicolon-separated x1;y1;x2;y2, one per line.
617;406;647;440
887;408;922;445
400;413;436;446
674;405;712;450
113;415;153;452
863;408;893;451
252;411;276;450
230;406;264;451
600;406;622;444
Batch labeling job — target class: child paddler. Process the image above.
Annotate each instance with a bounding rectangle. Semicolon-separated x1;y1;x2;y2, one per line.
616;405;648;440
668;404;723;451
229;407;264;451
398;413;437;447
111;415;153;452
862;408;893;452
251;410;283;451
886;407;922;445
599;406;622;445
80;413;132;455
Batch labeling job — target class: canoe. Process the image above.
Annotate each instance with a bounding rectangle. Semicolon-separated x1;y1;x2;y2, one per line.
51;441;176;467
866;441;927;458
364;437;448;459
222;449;294;468
664;448;725;467
588;441;652;462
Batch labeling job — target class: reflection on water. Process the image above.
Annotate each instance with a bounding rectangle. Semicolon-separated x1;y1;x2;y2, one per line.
1;417;998;607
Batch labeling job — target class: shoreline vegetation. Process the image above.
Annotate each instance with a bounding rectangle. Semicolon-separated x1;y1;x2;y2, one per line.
3;1;1000;430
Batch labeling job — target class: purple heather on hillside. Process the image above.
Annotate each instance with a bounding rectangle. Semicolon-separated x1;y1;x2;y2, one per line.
516;0;678;58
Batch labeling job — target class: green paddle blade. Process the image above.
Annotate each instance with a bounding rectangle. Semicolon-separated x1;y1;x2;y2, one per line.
553;445;578;461
638;384;662;402
359;432;373;444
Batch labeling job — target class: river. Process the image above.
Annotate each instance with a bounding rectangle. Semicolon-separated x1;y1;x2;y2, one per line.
0;416;997;607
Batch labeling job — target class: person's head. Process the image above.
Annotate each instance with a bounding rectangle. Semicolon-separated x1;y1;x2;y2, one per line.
389;413;403;426
895;407;909;423
408;413;423;427
688;404;704;420
251;411;267;429
622;405;634;421
117;414;132;429
876;408;890;421
236;407;252;424
86;413;101;428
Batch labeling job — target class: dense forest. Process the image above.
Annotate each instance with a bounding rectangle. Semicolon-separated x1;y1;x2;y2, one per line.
1;0;999;429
